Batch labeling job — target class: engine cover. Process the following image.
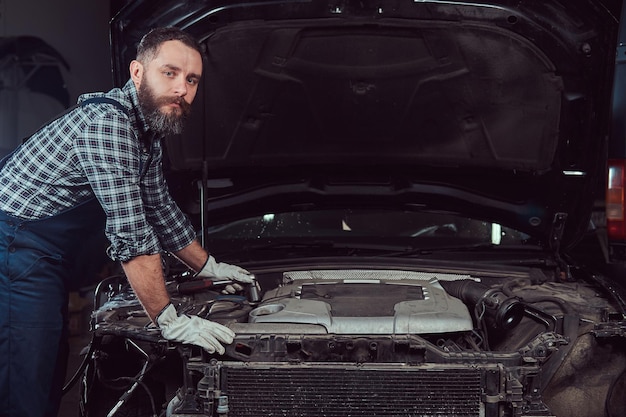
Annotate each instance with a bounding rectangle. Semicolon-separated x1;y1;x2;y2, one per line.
248;269;474;334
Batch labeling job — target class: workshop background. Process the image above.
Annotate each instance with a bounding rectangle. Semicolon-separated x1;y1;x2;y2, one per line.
0;0;117;143
1;1;126;415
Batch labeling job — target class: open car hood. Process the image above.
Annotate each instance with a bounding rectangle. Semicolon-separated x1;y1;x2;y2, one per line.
110;0;619;251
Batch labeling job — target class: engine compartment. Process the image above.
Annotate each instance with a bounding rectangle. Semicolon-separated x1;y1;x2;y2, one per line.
86;264;626;417
92;265;617;356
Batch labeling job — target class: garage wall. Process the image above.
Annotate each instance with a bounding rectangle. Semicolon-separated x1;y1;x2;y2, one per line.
0;0;114;148
1;0;114;101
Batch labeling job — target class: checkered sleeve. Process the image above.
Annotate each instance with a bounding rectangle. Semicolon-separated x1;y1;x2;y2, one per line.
74;110;163;261
140;138;197;252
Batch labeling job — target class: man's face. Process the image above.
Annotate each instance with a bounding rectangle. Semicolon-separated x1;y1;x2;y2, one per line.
134;40;203;136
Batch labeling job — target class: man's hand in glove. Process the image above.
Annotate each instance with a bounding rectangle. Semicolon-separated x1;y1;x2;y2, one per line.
197;255;252;282
196;255;253;294
156;303;234;354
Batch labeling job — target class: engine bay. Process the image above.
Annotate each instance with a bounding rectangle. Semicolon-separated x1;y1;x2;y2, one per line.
85;264;626;417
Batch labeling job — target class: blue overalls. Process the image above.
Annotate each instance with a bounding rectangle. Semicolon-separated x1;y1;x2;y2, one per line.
0;97;127;417
0;197;104;417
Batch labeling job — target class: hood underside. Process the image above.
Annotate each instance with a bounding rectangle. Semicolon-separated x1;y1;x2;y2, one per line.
110;0;620;248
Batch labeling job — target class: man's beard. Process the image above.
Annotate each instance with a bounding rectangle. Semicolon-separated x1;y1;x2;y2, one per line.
137;77;192;136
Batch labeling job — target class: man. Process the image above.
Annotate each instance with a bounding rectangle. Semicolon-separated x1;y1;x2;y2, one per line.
0;27;250;417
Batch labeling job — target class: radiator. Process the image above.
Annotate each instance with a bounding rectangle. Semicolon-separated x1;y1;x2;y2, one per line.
220;363;486;417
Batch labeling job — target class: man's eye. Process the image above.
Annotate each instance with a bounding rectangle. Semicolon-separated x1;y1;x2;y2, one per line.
164;71;174;77
187;78;199;86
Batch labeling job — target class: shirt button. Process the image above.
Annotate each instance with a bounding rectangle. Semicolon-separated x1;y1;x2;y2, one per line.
8;246;15;253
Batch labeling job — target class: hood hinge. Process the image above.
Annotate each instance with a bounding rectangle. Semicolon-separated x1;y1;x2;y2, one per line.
549;213;571;281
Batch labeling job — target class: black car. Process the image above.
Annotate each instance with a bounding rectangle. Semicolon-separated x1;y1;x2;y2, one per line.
78;1;626;416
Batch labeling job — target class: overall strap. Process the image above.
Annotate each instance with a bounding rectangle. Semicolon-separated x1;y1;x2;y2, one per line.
79;96;129;116
18;96;149;176
22;96;128;144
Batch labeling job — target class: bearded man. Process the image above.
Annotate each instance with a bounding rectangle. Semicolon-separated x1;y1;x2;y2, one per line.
0;27;251;417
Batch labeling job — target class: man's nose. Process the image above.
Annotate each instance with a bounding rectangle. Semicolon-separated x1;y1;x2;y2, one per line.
173;77;188;96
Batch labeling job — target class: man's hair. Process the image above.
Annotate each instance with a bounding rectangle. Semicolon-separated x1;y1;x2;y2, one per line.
136;27;205;63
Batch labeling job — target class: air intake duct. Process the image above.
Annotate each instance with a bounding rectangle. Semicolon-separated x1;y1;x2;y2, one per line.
439;280;525;330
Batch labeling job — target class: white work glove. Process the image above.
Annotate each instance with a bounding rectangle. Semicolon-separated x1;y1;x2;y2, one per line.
156;303;235;354
196;255;253;294
197;255;253;283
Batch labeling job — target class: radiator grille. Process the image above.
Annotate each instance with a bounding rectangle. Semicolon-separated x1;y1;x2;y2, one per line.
223;364;483;417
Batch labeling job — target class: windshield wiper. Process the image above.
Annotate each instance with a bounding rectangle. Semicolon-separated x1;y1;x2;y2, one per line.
245;240;416;253
218;240;543;262
381;242;496;257
386;242;544;258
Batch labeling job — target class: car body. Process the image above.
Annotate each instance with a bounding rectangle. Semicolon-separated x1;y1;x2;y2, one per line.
80;1;626;416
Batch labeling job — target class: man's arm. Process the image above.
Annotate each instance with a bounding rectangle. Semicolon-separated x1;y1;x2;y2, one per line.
172;239;209;271
122;251;236;354
121;240;251;322
121;254;170;322
173;240;253;283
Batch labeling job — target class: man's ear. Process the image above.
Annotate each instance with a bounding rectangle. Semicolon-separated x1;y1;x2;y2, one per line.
129;60;144;88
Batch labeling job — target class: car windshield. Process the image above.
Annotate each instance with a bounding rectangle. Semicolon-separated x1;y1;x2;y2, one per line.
205;209;531;247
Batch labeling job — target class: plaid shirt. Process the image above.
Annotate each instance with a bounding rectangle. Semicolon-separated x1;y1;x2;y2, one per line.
0;80;196;261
